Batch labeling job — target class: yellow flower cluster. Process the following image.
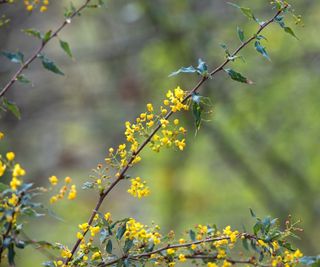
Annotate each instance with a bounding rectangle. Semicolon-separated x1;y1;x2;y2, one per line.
271;249;303;267
49;175;77;203
10;163;26;190
127;177;150;198
125;218;161;245
23;0;49;12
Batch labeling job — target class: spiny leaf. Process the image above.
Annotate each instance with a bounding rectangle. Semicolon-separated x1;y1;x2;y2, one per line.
1;51;24;64
38;54;64;75
224;68;253;84
237;26;245;42
2;98;21;119
59;39;73;58
255;41;271;61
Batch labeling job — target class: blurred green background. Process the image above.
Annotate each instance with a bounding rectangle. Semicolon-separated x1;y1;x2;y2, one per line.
0;0;319;265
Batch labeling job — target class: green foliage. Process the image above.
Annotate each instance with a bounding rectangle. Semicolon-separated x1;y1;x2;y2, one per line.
1;51;24;64
224;68;253;84
38;54;64;75
59;39;73;58
1;98;21;119
169;59;210;78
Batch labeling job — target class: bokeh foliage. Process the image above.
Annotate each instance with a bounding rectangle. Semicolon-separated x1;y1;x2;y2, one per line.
0;0;319;265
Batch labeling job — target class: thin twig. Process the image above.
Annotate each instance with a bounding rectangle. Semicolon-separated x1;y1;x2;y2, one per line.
0;0;92;98
65;7;285;265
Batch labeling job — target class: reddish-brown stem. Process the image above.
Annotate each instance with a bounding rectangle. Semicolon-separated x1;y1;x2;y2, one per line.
65;7;284;265
0;0;92;98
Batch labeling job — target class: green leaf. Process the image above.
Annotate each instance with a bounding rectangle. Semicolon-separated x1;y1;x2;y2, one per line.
123;239;134;253
189;229;196;242
284;27;299;40
8;244;15;265
38;54;64;75
43;30;52;43
106;239;112;254
237;26;245;42
2;98;21;119
1;51;24;64
59;39;73;58
17;74;31;84
23;28;42;39
249;208;256;218
224;68;253;84
255;41;271;61
191;94;203;132
228;3;256;21
116;223;127;240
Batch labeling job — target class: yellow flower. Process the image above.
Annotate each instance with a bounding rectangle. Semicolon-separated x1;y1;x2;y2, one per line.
78;223;89;231
76;232;83;239
49;175;58;186
222;260;232;267
91;251;101;260
61;248;72;258
207;263;218;267
0;161;6;177
179;238;185;244
10;177;22;190
293;249;303;258
127;177;150;198
6;152;15;161
217;249;226;259
0;132;4;140
39;5;47;12
168;262;175;267
12;164;26;177
90;226;100;236
68;185;77;200
104;212;111;221
8;194;18;206
173;119;179;125
178;254;186;262
26;4;33;11
146;103;154;112
64;176;72;183
166;248;175;255
191;244;197;250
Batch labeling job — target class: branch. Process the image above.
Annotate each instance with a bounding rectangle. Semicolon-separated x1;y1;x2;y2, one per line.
0;0;92;98
99;234;260;267
0;0;9;4
64;6;285;265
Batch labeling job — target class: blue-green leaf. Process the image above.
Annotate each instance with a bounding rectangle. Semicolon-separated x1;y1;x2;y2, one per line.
43;30;52;43
1;51;24;64
38;54;64;75
225;68;253;84
254;41;271;61
169;66;197;77
237;26;245;42
59;39;73;58
106;240;112;254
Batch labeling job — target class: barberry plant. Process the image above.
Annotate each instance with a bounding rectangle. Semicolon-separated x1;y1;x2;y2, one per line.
0;0;319;266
